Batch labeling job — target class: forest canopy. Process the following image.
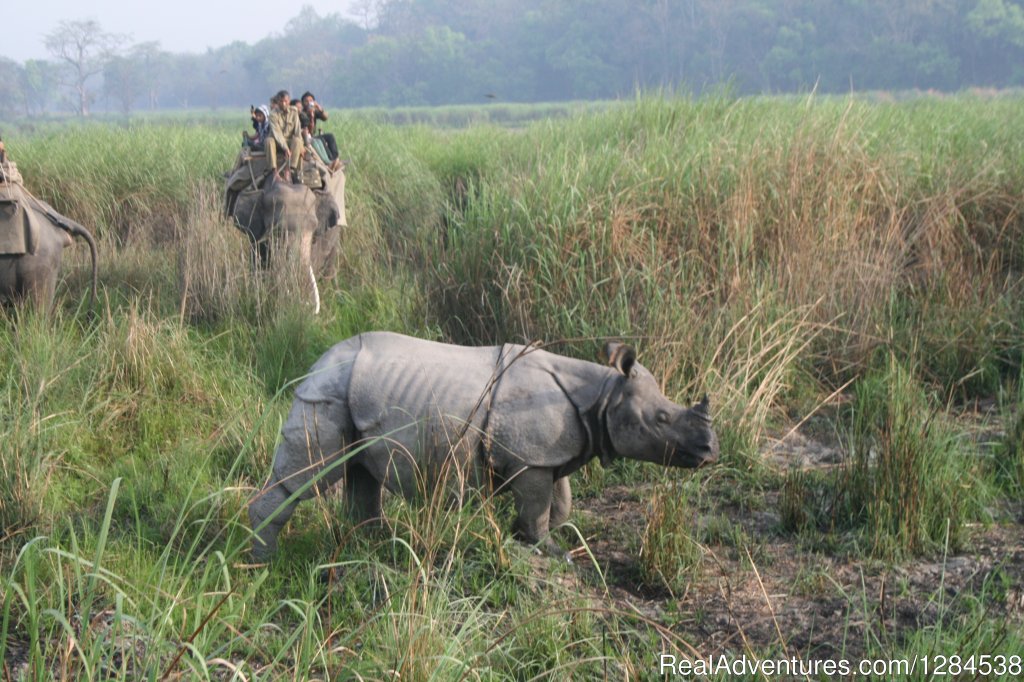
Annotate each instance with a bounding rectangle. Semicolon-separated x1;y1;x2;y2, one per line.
2;0;1023;117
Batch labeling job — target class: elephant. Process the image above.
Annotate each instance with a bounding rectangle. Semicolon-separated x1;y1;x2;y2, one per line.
225;147;346;312
248;332;719;561
0;167;98;311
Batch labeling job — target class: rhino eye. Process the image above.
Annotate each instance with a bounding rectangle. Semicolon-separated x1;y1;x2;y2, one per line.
656;410;670;425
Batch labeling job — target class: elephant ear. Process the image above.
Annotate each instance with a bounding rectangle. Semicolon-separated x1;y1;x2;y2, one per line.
232;189;264;239
602;341;636;377
693;395;711;420
314;192;341;229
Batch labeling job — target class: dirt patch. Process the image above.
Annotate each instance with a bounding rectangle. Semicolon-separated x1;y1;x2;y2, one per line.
570;424;1024;662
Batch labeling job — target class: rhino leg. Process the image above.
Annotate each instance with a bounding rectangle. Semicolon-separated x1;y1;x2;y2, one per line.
549;476;572;528
249;476;300;563
343;463;384;528
249;397;354;560
509;467;560;555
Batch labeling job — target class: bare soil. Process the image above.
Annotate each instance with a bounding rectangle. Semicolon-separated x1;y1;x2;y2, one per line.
570;413;1024;662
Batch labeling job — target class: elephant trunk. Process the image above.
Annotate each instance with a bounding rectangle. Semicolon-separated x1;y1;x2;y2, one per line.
69;224;98;311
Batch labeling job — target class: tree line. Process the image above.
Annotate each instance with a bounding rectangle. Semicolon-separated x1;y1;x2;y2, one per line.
2;0;1023;117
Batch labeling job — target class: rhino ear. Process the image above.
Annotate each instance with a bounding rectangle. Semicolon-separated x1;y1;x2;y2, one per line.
694;394;710;416
603;342;636;377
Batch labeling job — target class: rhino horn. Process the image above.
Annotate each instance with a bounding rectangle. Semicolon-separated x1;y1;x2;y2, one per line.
602;341;636;377
694;395;711;418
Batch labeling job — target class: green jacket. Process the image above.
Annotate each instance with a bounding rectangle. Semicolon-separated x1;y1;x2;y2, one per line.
269;106;301;151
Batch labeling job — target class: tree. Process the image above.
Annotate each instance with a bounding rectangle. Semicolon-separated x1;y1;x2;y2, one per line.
763;21;818;92
16;0;1024;113
44;20;127;116
349;0;385;30
961;0;1024;83
968;0;1024;45
103;54;144;114
131;42;169;110
0;58;26;119
20;60;60;116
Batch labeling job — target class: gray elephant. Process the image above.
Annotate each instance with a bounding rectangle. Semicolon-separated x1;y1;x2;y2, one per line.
249;332;719;561
0;163;98;311
225;147;346;311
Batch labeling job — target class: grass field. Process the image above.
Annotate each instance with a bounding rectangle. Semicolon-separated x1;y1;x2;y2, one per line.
2;94;1023;679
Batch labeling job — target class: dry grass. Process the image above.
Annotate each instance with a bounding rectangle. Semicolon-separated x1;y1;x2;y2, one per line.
176;184;253;325
2;95;1023;678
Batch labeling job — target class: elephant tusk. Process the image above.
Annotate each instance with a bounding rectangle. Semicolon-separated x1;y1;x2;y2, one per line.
309;265;320;315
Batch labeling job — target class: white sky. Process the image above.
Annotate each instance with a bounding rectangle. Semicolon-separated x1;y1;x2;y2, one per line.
1;0;357;63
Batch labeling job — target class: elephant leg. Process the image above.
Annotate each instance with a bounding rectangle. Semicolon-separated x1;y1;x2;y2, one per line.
225;188;238;216
245;235;263;270
257;239;271;269
0;259;13;304
549;476;572;528
509;467;560;555
29;263;60;311
343;464;384;529
11;237;65;312
248;474;300;563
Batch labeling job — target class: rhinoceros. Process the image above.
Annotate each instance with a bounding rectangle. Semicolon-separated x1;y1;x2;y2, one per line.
248;331;719;561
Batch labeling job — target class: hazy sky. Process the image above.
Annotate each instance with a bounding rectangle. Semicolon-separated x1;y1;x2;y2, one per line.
2;0;356;62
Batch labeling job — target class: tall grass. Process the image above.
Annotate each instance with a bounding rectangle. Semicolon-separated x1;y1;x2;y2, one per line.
2;94;1023;677
781;356;994;559
9;123;233;243
639;478;704;594
994;375;1024;496
844;359;975;557
425;96;1022;480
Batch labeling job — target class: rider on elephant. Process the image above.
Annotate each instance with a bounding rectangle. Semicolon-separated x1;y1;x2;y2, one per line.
299;92;341;172
243;105;271;151
0;134;19;184
268;90;304;183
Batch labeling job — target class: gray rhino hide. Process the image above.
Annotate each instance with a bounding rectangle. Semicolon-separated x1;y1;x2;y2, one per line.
346;333;608;478
251;331;717;561
345;333;503;494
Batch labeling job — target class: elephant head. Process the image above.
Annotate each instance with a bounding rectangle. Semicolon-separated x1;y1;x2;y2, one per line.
231;177;322;312
225;151;346;310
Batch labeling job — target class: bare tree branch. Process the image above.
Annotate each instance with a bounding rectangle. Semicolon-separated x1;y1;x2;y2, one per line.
44;19;130;116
